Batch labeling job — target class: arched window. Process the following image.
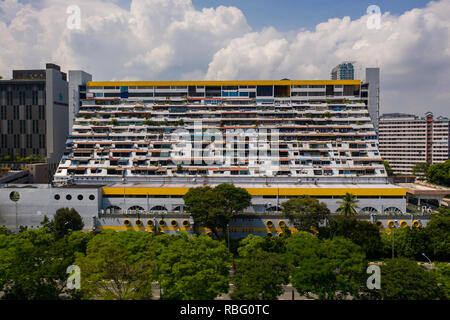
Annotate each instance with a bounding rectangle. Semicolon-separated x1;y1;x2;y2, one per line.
359;207;378;214
173;205;184;212
383;207;402;215
266;206;281;212
151;205;167;211
128;205;145;211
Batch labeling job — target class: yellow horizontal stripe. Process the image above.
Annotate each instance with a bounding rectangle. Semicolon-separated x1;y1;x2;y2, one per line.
98;226;297;232
100;226;190;231
103;187;188;196
87;80;361;87
102;187;406;197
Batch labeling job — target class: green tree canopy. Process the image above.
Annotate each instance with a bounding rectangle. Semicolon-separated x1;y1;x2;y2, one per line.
282;196;330;232
383;161;394;176
284;232;367;300
232;249;290;300
155;233;232;300
0;226;11;235
74;230;154;300
320;216;383;259
425;209;450;260
237;234;287;256
430;263;450;300
336;193;359;217
0;228;88;300
50;208;84;239
412;162;430;180
379;258;442;300
427;159;450;187
183;183;251;239
380;227;429;260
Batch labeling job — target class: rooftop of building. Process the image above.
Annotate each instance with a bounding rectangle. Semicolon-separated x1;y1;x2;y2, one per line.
104;182;401;189
398;182;450;195
380;112;449;121
87;80;362;87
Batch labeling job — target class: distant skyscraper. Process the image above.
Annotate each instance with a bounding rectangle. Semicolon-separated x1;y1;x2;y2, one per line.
366;67;380;132
331;62;355;80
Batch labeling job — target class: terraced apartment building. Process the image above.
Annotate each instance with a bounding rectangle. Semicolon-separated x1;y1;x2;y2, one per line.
52;80;406;216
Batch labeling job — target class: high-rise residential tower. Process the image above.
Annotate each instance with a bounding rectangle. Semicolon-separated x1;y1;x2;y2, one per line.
379;112;450;174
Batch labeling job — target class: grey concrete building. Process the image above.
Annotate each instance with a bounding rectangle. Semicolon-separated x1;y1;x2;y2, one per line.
0;184;429;236
0;63;69;178
365;67;380;133
68;70;92;131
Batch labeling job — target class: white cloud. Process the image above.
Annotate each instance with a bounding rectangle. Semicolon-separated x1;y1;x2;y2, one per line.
0;0;449;116
0;0;250;80
205;0;450;116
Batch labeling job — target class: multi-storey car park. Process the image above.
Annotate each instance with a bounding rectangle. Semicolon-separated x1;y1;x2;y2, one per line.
1;80;427;236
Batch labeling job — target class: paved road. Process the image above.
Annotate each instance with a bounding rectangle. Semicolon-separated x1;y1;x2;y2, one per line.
152;283;311;300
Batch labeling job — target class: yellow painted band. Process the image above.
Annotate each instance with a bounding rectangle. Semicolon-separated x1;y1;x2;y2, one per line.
102;187;406;197
87;80;361;87
98;226;298;232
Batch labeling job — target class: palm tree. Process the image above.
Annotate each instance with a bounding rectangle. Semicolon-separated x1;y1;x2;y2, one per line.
337;193;359;217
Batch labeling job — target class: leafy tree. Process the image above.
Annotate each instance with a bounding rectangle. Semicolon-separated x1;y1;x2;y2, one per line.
0;226;11;235
425;209;450;260
285;232;367;300
155;233;232;300
74;230;154;300
412;162;430;181
379;258;442;300
51;208;84;239
319;216;383;259
183;184;251;239
0;228;87;300
427;159;450;187
383;161;394;176
232;249;290;300
434;206;450;216
282;196;330;232
336;193;359;217
380;227;429;260
430;263;450;300
237;234;286;257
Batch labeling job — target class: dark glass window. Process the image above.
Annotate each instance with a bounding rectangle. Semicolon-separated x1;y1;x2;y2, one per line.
256;86;273;97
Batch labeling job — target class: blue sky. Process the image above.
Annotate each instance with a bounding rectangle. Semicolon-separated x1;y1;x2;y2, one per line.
2;0;449;116
192;0;431;31
16;0;430;31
